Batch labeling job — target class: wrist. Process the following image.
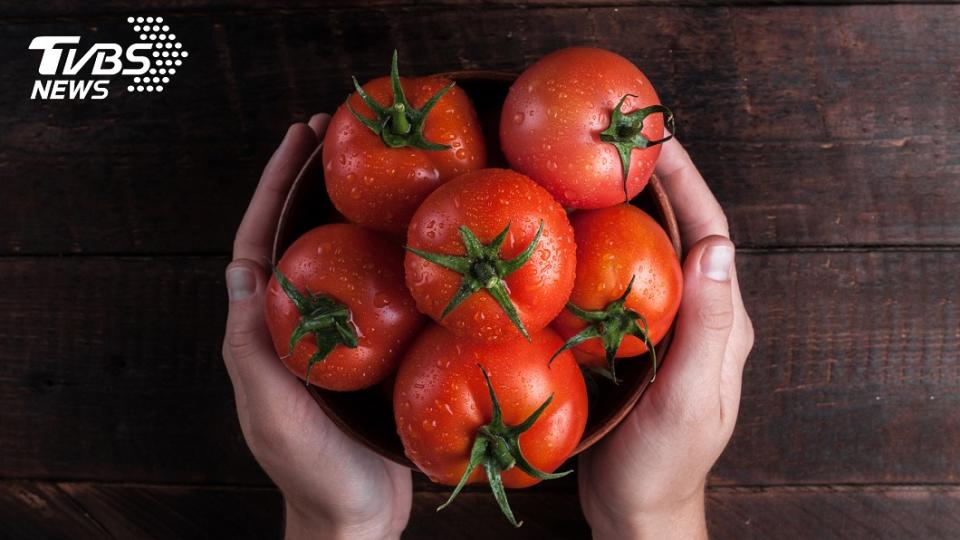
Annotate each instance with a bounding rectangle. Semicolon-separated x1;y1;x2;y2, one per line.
589;487;707;540
283;501;403;540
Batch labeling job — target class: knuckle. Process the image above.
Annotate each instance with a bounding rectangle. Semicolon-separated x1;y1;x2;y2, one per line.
244;410;290;461
226;325;261;360
697;301;734;331
671;395;716;430
743;316;756;350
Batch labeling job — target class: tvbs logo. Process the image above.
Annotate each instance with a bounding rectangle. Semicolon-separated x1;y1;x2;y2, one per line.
29;16;188;100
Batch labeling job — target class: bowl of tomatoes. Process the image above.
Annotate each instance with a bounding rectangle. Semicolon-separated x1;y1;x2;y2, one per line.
268;48;681;526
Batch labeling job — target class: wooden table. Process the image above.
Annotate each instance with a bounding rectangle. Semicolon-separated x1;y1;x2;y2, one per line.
1;2;958;538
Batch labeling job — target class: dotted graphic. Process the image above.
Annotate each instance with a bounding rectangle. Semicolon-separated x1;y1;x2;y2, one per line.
125;16;188;93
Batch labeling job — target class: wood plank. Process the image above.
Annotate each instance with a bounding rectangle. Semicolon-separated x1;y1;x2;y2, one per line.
0;251;956;486
706;486;960;540
1;5;958;254
58;483;282;540
715;249;960;485
3;482;959;539
0;482;110;540
2;1;951;18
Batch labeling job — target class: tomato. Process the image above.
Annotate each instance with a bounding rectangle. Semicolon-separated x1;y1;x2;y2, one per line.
404;168;576;342
323;51;487;235
500;47;674;209
265;224;424;391
551;204;682;380
394;323;587;526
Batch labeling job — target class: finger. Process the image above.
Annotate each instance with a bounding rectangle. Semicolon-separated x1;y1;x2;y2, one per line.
308;113;331;139
234;123;318;262
719;265;753;426
655;138;729;249
223;259;302;392
657;236;735;407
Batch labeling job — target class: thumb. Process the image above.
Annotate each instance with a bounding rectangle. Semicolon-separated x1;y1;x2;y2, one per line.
657;236;735;397
223;259;276;382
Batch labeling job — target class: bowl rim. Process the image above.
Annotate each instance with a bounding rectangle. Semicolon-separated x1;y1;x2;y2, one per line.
272;69;682;469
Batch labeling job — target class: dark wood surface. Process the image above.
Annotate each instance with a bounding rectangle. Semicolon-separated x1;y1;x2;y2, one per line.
1;1;958;538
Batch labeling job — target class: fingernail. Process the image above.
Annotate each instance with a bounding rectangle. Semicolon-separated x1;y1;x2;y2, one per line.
226;265;256;301
700;244;734;282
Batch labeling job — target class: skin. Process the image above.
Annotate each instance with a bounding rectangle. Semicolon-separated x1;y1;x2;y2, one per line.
324;75;487;235
223;116;752;539
500;47;665;209
552;204;683;363
405;168;576;342
265;223;424;391
394;324;588;488
579;137;755;539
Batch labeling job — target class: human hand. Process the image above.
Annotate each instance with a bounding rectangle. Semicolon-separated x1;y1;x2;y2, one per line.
578;138;755;539
222;115;411;540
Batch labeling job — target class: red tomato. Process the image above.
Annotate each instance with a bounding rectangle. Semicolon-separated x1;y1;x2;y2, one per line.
404;168;576;342
552;204;682;379
394;323;587;525
265;224;424;391
500;47;673;209
323;51;487;235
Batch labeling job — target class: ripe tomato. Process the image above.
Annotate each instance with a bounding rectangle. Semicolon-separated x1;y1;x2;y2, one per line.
265;224;424;391
551;204;682;380
404;168;576;342
323;51;487;235
500;47;673;209
394;323;587;526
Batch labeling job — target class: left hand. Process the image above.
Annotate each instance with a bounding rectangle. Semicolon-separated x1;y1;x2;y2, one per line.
222;115;411;540
578;138;755;539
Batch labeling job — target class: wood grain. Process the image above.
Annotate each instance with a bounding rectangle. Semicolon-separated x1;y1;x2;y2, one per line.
2;482;959;539
0;251;956;486
1;5;958;254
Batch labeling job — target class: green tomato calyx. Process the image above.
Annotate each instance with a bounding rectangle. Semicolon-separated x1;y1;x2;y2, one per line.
406;220;544;340
436;364;570;528
599;95;675;202
273;267;358;387
549;275;657;384
347;50;453;151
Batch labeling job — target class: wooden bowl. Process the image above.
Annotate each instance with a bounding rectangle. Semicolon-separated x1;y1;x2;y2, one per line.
271;71;681;468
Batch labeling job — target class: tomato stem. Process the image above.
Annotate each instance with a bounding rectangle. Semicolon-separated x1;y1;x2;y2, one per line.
549;275;658;384
406;221;544;340
436;364;571;528
390;103;411;135
599;95;675;202
346;50;453;150
273;267;359;386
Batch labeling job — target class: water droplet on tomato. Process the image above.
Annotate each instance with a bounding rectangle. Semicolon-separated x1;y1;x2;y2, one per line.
317;242;332;256
421;419;437;432
455;149;467;160
513;112;525;125
546;160;558;171
373;292;392;308
349;187;361;199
